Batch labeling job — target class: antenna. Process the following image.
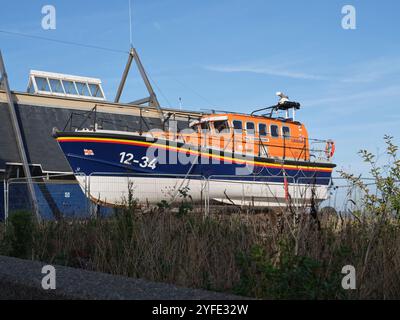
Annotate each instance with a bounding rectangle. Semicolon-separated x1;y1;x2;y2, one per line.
129;0;133;47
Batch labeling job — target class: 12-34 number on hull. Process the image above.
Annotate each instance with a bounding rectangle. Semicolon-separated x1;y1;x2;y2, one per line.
119;152;157;169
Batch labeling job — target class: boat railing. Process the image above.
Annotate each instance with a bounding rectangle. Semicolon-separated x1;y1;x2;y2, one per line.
308;139;333;162
62;105;156;133
154;130;333;163
61;107;334;163
63;105;98;132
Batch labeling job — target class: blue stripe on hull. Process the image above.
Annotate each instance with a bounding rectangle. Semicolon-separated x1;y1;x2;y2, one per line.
58;140;332;186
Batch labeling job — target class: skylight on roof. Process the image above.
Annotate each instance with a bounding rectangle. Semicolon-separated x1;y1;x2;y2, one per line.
35;77;50;91
27;70;106;101
62;80;77;95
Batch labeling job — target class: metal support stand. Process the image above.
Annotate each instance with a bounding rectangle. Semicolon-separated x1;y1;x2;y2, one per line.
115;47;165;126
0;50;40;221
114;48;134;104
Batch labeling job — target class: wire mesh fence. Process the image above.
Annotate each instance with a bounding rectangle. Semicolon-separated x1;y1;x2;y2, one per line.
87;172;208;208
321;177;378;215
1;173;378;221
6;179;90;220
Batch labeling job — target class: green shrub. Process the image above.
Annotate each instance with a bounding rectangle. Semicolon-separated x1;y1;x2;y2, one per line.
4;210;35;259
235;241;345;299
340;135;400;216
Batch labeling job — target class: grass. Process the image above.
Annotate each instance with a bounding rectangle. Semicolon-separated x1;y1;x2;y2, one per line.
1;206;400;299
1;136;400;299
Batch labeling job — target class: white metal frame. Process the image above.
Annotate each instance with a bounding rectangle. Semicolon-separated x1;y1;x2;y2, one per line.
27;70;106;101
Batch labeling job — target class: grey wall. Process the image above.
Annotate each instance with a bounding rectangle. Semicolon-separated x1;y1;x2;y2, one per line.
0;102;19;168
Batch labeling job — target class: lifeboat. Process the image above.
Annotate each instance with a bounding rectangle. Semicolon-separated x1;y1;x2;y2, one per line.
53;93;336;208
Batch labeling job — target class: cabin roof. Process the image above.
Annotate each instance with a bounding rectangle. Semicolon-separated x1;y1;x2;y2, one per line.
195;113;302;126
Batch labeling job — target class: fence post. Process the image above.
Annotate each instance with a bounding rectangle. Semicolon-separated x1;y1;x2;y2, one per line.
205;177;210;217
84;174;88;217
87;173;94;218
4;179;8;223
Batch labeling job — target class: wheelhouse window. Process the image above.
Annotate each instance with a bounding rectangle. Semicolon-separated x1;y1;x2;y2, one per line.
282;126;291;138
233;120;243;133
271;125;279;138
213;120;230;133
200;121;210;132
246;122;255;135
259;123;267;137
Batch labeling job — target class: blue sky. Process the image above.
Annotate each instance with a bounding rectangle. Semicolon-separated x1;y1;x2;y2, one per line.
1;0;400;178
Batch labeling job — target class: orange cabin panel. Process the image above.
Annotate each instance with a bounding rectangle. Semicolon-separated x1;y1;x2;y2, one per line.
151;113;310;161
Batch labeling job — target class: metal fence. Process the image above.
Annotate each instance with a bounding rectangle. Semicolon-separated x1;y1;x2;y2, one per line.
322;177;378;214
1;180;4;221
5;176;89;221
2;173;378;221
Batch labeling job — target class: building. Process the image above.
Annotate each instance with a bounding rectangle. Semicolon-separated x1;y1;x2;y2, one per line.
0;65;202;220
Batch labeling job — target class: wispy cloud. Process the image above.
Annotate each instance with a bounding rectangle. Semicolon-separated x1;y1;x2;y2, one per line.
303;85;400;107
340;57;400;83
204;55;400;84
314;117;400;133
204;64;327;80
